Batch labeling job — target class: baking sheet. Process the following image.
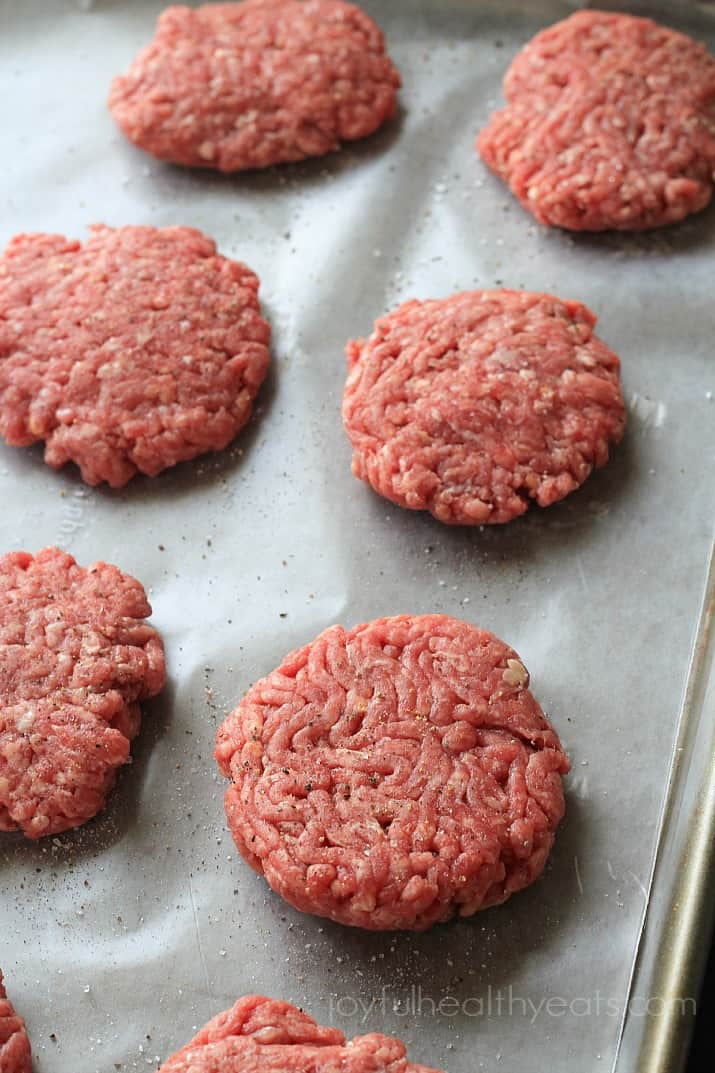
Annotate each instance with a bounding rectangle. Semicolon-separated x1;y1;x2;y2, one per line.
1;1;714;1071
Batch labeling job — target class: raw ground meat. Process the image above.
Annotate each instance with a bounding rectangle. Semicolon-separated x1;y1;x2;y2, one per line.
342;289;625;526
0;971;31;1073
158;994;442;1072
477;11;715;230
0;225;270;487
216;614;569;932
0;547;165;838
109;0;401;171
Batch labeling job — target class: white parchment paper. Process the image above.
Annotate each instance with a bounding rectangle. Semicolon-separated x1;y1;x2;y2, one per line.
1;2;714;1071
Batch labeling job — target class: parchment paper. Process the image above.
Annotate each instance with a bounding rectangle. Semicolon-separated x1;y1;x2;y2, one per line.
1;2;714;1071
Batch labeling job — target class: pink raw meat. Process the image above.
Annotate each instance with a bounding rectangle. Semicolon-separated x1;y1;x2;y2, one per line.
0;971;31;1073
477;11;715;230
158;994;442;1072
0;225;270;487
216;614;569;931
0;547;165;838
343;289;625;525
109;1;401;171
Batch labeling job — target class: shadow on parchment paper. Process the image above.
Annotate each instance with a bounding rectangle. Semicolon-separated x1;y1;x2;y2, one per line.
476;175;715;262
331;791;587;993
222;791;592;1025
344;420;638;575
141;105;408;198
0;676;176;871
0;335;279;507
474;159;715;261
564;197;715;260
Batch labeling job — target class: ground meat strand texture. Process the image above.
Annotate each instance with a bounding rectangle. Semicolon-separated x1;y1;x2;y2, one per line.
158;994;442;1072
477;11;715;230
0;225;270;487
216;615;569;932
109;0;401;171
0;971;31;1073
342;289;625;526
0;547;165;838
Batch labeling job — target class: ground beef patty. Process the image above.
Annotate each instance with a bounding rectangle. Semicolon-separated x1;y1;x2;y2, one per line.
0;971;31;1073
158;994;442;1072
0;547;165;839
477;11;715;231
0;225;270;487
216;615;569;931
109;0;401;172
342;289;625;526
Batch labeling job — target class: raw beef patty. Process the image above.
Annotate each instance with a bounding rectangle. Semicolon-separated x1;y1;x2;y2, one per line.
216;614;569;931
0;225;270;487
109;0;401;171
158;994;442;1072
342;289;625;525
477;11;715;230
0;971;31;1073
0;547;165;838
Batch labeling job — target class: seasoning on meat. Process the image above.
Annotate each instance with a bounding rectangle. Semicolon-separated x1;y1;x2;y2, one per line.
216;614;569;931
158;993;443;1072
0;225;270;487
477;11;715;230
343;289;625;525
0;547;165;838
109;1;401;171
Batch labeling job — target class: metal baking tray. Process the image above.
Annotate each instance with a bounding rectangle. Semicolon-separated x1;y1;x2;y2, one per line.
1;2;714;1071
